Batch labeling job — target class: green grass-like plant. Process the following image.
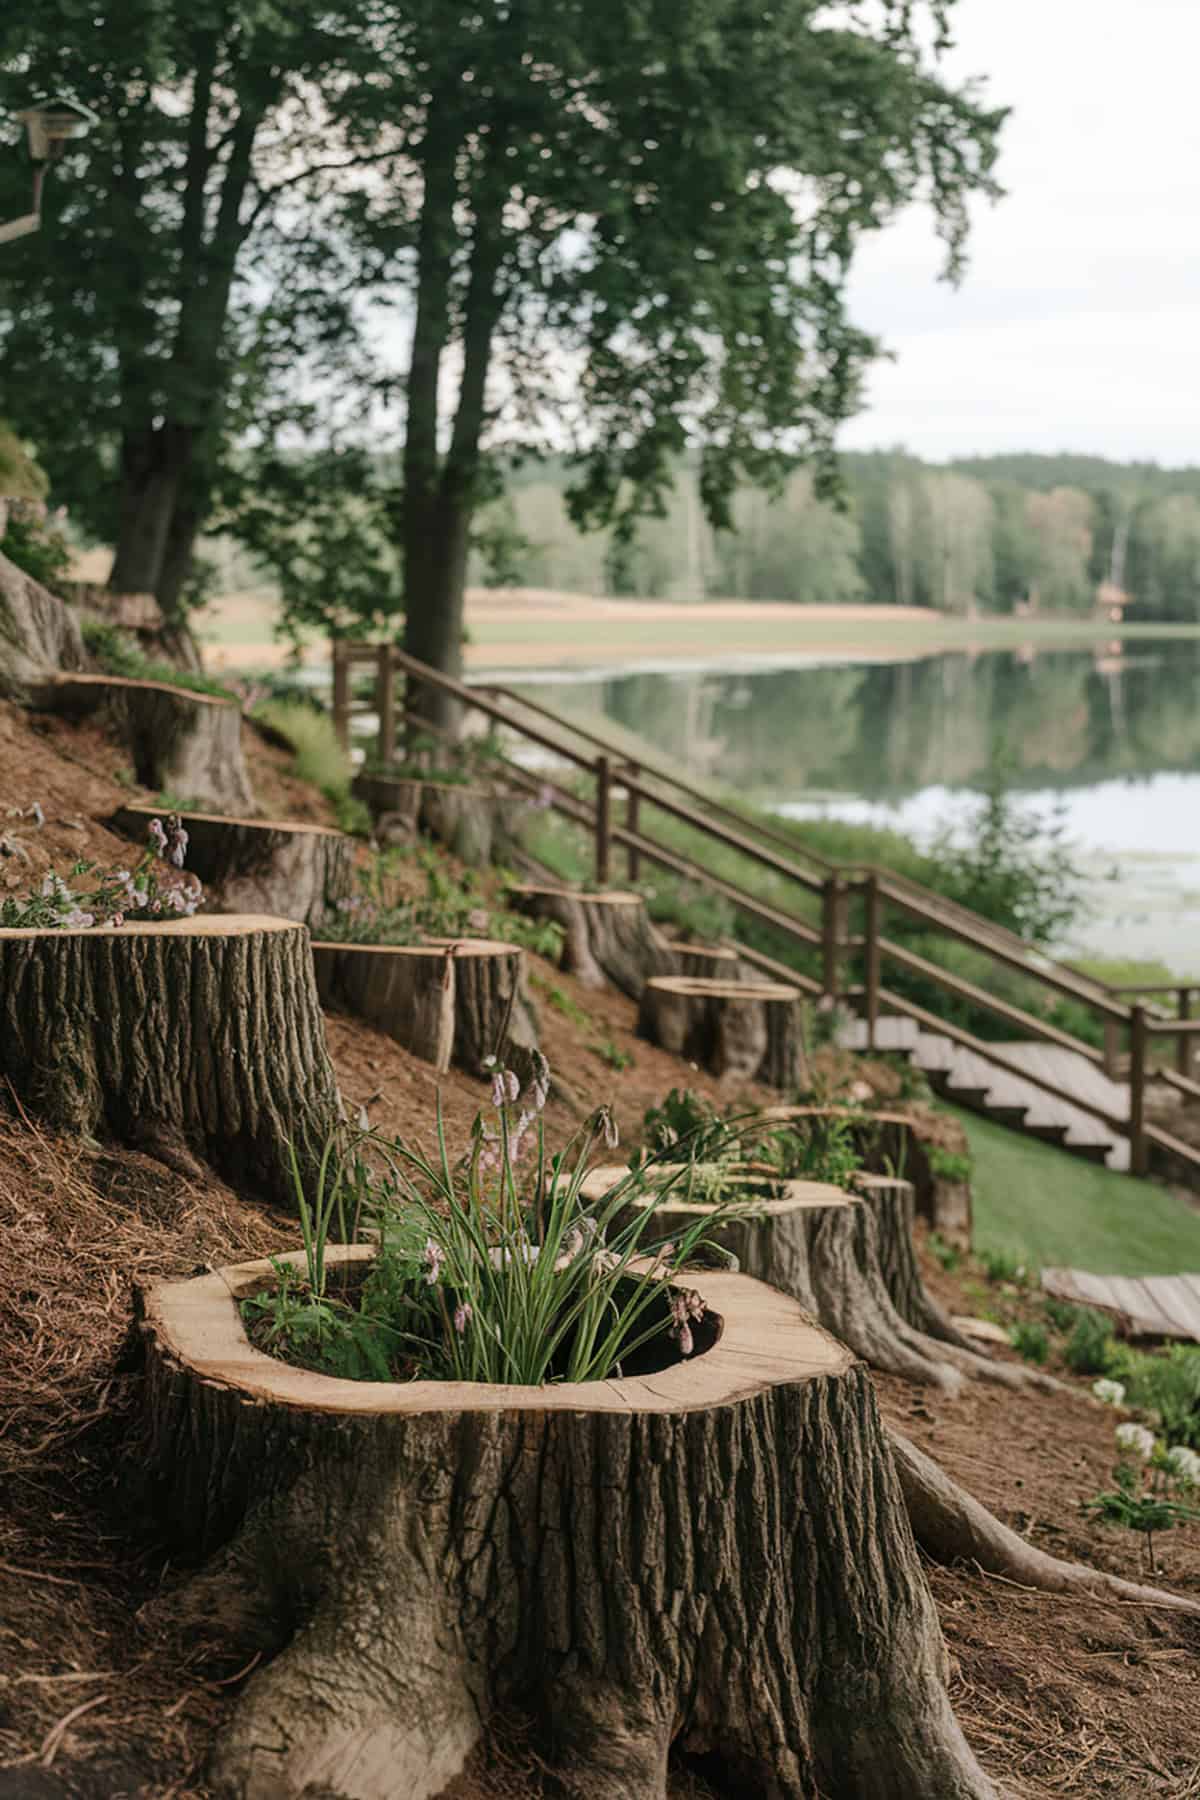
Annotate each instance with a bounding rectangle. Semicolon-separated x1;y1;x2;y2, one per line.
82;618;237;699
1008;1320;1049;1365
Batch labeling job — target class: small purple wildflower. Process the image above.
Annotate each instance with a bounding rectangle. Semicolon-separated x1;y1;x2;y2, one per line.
147;818;168;855
491;1071;506;1109
503;1069;520;1105
423;1238;444;1286
453;1302;472;1335
596;1105;619;1150
668;1289;706;1358
63;908;94;929
165;815;188;868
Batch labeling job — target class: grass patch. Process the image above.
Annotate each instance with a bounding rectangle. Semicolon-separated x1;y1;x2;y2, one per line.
82;619;237;699
954;1108;1200;1275
253;698;370;834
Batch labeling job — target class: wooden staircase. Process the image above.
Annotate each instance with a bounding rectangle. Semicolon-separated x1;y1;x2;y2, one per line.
838;1014;1132;1172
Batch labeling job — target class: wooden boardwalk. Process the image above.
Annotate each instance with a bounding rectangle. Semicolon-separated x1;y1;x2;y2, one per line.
1042;1267;1200;1342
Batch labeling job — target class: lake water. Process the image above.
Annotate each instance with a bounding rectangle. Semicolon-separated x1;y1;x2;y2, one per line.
509;641;1200;972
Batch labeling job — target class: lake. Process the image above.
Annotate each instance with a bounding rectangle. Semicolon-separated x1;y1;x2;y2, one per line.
509;640;1200;973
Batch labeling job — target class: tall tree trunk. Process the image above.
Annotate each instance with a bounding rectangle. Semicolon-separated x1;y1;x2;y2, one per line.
403;127;505;737
108;422;193;598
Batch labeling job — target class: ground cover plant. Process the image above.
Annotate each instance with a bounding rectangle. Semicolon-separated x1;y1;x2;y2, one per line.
0;812;201;927
243;1056;734;1386
637;1085;866;1190
81;618;238;699
317;844;564;959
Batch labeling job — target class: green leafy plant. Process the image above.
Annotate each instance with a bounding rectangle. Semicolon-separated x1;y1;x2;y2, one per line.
1085;1425;1200;1567
247;1057;749;1387
763;1113;862;1188
1;509;71;589
641;1089;738;1164
1008;1321;1049;1365
590;1039;633;1072
532;977;594;1033
928;1232;962;1273
81;618;236;698
976;1247;1032;1287
0;814;201;929
1063;1306;1116;1376
927;1145;973;1184
1119;1345;1200;1450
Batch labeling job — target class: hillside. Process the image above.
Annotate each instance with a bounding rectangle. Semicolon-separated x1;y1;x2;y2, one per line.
1;694;1199;1798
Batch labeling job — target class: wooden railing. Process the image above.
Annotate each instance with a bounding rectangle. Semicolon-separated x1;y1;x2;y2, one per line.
331;638;1200;1182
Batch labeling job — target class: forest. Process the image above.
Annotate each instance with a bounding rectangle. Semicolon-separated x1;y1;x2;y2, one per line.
464;448;1200;619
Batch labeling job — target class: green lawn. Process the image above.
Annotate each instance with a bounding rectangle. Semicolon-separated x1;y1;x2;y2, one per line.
955;1108;1200;1275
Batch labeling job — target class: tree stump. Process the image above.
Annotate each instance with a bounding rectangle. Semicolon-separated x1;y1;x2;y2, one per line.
508;884;662;998
655;938;742;982
582;1167;965;1394
109;804;354;927
766;1105;974;1249
311;938;538;1076
138;1247;996;1800
637;975;807;1088
0;916;338;1204
851;1172;1061;1393
30;671;255;814
0;547;86;694
352;774;525;864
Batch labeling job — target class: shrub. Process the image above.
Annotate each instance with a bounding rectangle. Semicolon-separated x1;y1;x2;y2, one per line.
81;618;236;698
1121;1345;1200;1449
977;1247;1031;1286
928;1145;972;1184
1063;1306;1116;1376
1009;1321;1049;1365
2;511;71;589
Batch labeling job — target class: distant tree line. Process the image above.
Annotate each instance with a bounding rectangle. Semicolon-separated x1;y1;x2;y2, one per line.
467;449;1200;620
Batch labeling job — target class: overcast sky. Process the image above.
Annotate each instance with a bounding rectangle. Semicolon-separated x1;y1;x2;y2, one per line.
839;0;1200;464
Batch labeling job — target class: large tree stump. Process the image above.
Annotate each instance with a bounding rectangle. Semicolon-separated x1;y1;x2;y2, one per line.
353;774;525;864
582;1166;965;1394
509;884;662;997
0;547;86;694
138;1247;996;1800
30;671;255;814
108;803;354;927
311;938;538;1076
638;975;807;1088
0;916;338;1204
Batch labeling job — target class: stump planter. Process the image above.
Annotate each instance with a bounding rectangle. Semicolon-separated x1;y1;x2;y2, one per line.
311;937;538;1075
0;915;338;1204
139;1246;996;1800
638;975;807;1088
766;1105;974;1248
31;671;255;814
509;884;662;997
109;804;354;927
352;773;524;865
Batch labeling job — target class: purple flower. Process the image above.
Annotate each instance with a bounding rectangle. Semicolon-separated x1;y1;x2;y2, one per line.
504;1069;520;1105
423;1238;444;1286
491;1072;507;1109
596;1105;619;1150
63;908;94;929
669;1288;706;1358
453;1302;472;1335
110;912;125;928
147;818;168;855
165;816;188;868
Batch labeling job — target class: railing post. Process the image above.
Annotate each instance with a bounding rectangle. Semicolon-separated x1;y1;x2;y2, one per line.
1129;1003;1148;1176
864;873;881;1049
1102;1017;1122;1079
1177;987;1192;1078
822;875;843;1001
594;754;612;887
331;639;350;751
375;642;397;764
624;761;641;884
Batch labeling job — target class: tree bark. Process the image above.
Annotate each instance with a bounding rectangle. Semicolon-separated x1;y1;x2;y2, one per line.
138;1250;997;1800
109;804;354;927
32;672;256;814
311;939;538;1077
852;1173;1065;1396
0;916;339;1205
638;976;808;1089
511;886;664;998
655;939;742;982
0;549;87;694
354;776;526;866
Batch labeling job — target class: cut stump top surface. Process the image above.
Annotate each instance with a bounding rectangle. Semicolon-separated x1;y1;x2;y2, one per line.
144;1245;851;1418
509;884;643;906
35;670;234;709
0;913;303;941
644;975;801;1000
110;802;345;839
310;937;520;960
579;1164;851;1215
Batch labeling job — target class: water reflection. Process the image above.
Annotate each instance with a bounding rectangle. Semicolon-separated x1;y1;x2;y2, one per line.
514;643;1200;966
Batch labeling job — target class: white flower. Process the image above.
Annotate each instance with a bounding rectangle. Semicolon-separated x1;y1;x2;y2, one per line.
62;908;94;929
1115;1422;1156;1461
1093;1378;1126;1407
1165;1445;1200;1486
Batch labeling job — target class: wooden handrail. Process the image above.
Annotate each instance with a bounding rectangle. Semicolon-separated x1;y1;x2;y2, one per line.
878;936;1105;1063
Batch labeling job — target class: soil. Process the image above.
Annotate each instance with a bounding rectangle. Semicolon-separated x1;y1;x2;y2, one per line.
2;693;1200;1798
